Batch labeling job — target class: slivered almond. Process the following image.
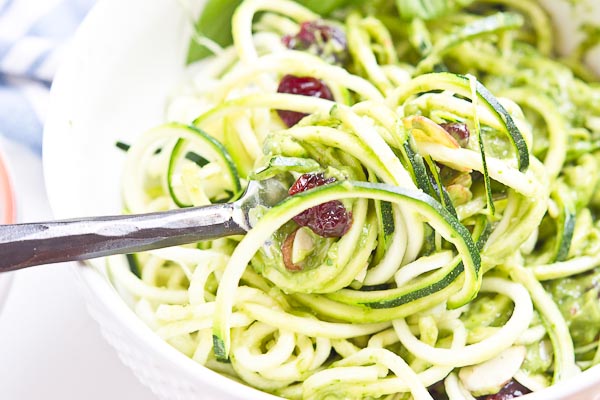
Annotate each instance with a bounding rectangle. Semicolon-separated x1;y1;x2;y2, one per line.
403;115;460;149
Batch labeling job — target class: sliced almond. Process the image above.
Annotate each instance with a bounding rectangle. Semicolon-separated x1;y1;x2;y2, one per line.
292;227;315;264
459;345;527;396
513;370;550;392
281;230;301;271
403;115;460;149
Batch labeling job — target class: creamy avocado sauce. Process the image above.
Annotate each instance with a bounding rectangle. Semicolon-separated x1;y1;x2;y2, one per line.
545;269;600;349
522;338;553;376
461;293;512;329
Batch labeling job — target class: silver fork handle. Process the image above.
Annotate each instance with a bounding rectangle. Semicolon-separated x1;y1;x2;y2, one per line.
0;203;246;272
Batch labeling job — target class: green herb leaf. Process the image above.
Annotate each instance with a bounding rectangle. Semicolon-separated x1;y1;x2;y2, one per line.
185;151;211;168
293;0;353;15
187;0;368;64
115;141;131;152
187;0;243;64
395;0;476;20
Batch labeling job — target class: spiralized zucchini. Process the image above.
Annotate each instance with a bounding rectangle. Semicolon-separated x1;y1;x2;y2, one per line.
113;0;600;398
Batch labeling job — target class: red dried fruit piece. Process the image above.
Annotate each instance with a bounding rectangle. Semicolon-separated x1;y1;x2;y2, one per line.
288;173;335;226
440;122;470;147
289;172;336;195
306;201;352;238
282;20;348;65
277;75;334;127
291;207;316;228
480;380;532;400
288;173;352;238
290;172;334;227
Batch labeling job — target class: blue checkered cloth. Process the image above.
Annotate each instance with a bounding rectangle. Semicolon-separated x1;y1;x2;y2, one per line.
0;0;94;153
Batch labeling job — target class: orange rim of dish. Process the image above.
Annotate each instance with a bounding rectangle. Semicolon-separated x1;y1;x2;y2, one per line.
0;153;16;224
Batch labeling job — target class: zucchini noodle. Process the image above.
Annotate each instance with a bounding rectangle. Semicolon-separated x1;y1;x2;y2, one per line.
113;0;600;398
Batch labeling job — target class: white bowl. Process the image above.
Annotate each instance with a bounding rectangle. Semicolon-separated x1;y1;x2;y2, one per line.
43;0;600;399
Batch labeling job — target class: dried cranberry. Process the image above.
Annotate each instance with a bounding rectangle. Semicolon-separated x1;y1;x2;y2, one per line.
289;173;336;195
306;201;352;237
479;380;531;400
282;21;348;65
292;204;317;227
277;75;334;127
428;380;449;400
440;122;470;147
290;173;335;227
288;173;352;238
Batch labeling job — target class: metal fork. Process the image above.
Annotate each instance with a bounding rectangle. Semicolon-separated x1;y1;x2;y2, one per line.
0;178;289;272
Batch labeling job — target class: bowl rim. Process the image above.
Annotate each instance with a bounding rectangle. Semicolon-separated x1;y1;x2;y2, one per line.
41;0;281;398
42;0;600;399
74;261;281;400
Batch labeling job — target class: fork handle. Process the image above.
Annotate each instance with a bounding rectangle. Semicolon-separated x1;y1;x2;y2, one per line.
0;203;246;272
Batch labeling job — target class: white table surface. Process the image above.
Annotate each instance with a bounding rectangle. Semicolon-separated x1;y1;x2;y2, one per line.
0;138;158;399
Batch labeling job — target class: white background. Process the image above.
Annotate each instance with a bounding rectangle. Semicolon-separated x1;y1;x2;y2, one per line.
0;138;158;399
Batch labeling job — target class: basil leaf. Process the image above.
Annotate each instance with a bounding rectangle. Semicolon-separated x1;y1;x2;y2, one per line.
186;0;367;64
187;0;243;64
294;0;351;15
